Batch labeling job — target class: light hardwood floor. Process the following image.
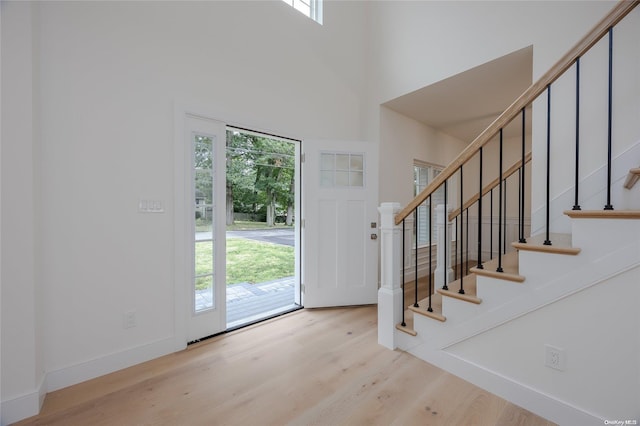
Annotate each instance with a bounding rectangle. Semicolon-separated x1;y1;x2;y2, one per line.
16;306;555;426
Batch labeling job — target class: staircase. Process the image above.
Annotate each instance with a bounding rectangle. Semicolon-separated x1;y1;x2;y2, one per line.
377;1;640;425
384;206;640;425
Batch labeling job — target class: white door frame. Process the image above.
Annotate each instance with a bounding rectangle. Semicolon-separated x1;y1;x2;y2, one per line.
174;112;227;346
173;105;303;348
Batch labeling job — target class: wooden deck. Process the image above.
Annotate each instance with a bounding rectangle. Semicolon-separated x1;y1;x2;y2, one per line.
195;277;299;330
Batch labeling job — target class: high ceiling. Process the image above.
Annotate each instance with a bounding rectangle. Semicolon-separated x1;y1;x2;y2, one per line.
383;46;533;144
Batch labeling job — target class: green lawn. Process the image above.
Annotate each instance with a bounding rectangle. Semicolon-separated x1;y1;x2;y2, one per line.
194;237;294;289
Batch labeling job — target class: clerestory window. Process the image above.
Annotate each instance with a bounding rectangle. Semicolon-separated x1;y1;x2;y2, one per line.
281;0;323;25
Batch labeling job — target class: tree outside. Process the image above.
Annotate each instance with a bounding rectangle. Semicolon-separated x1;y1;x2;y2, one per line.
193;131;296;290
226;130;295;227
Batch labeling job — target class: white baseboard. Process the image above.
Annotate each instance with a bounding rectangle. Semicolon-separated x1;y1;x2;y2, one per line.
1;375;46;426
46;336;176;392
408;345;603;426
2;337;180;424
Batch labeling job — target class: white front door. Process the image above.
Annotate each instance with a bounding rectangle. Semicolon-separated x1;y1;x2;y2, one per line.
302;140;379;308
175;114;227;342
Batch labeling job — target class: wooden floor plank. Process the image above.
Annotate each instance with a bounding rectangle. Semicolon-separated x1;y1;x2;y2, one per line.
16;306;554;426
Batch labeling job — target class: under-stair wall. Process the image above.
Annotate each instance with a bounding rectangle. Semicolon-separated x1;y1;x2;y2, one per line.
530;5;640;232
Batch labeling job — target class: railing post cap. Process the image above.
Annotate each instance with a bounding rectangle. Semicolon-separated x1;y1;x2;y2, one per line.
379;202;401;211
379;202;402;228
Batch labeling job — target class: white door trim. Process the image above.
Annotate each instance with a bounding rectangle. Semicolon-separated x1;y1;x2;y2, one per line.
174;108;227;347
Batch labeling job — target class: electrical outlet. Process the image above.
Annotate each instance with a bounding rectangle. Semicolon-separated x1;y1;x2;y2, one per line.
123;311;137;329
545;344;566;371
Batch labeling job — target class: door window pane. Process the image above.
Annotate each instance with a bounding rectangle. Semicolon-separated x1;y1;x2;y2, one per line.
336;153;350;170
336;171;349;186
320;152;365;188
350;171;364;186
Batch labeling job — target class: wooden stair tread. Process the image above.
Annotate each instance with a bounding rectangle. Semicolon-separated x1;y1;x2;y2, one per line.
437;274;481;304
512;233;580;255
624;167;640;189
564;210;640;219
409;293;446;322
470;252;525;282
396;310;417;336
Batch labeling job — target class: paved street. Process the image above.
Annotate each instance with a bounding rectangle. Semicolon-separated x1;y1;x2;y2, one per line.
196;228;295;246
227;228;294;246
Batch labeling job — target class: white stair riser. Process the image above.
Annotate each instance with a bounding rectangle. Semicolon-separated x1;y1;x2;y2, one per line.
476;275;525;304
518;250;585;283
572;218;640;253
440;296;482;324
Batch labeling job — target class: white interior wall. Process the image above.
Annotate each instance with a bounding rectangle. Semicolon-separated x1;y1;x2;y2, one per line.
38;0;368;377
379;106;465;206
367;1;616;106
1;0;370;421
1;2;46;423
368;0;618;219
462;133;532;220
530;7;640;233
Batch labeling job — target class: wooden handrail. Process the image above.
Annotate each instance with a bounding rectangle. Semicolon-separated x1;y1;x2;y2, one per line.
448;152;532;221
395;0;639;225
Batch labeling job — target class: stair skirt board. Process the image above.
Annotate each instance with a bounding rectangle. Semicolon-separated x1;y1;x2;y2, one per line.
406;343;606;426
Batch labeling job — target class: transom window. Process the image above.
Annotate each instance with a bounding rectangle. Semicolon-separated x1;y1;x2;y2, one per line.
281;0;323;25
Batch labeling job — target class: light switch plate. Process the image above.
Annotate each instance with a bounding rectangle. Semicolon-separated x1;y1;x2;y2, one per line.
139;199;164;213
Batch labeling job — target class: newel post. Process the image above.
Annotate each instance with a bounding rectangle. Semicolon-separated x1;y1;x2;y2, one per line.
377;202;403;349
435;204;454;288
